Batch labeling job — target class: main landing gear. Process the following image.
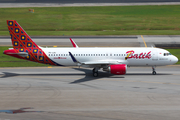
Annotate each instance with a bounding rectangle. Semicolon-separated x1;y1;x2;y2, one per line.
93;68;99;77
152;66;156;75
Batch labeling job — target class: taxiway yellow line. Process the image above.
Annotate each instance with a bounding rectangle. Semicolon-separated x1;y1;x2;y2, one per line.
141;35;147;47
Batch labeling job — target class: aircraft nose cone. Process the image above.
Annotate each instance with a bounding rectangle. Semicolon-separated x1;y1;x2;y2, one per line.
172;56;178;64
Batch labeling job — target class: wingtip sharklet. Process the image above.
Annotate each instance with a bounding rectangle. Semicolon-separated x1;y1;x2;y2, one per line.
70;38;79;48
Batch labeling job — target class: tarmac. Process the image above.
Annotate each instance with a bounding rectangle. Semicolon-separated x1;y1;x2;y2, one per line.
0;66;180;120
0;2;180;8
1;35;180;47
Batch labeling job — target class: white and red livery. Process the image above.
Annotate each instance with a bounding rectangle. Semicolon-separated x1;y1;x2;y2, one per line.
4;20;178;77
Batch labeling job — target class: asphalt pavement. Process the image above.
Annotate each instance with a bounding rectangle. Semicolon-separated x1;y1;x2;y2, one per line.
0;66;180;120
1;35;180;47
1;1;180;8
1;0;180;3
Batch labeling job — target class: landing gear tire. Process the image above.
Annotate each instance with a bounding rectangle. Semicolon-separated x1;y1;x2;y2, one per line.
93;68;98;77
152;71;156;75
93;72;98;77
152;66;156;75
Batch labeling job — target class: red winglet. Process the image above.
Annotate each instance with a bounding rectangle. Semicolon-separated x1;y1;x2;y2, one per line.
70;38;79;48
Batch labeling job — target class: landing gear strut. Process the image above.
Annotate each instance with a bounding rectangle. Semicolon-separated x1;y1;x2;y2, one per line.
152;66;156;75
93;68;99;77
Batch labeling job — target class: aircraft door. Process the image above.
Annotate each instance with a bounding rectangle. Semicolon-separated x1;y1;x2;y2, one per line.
152;50;158;61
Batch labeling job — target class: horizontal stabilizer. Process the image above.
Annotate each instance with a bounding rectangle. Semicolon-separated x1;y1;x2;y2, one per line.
16;52;28;57
3;49;28;57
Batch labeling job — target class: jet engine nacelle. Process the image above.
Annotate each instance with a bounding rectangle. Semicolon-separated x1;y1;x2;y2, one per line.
104;64;127;75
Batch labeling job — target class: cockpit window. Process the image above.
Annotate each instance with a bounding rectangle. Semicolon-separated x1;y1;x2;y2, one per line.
164;53;171;56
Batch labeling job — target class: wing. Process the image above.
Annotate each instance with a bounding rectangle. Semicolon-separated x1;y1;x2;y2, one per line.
69;52;128;66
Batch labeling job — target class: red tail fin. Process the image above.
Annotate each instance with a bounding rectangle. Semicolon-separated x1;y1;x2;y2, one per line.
7;20;38;50
6;20;59;66
7;20;39;52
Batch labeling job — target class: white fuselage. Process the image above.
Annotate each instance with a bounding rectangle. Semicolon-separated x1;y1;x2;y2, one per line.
42;47;178;67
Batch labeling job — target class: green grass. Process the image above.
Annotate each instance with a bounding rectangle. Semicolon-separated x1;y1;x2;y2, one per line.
0;5;180;35
166;49;180;64
0;46;179;67
1;30;180;36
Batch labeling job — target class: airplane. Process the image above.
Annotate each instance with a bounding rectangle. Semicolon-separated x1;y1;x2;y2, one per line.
3;20;178;77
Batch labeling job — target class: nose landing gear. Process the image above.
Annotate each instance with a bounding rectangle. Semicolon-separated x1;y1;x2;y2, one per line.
93;68;99;77
152;66;156;75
